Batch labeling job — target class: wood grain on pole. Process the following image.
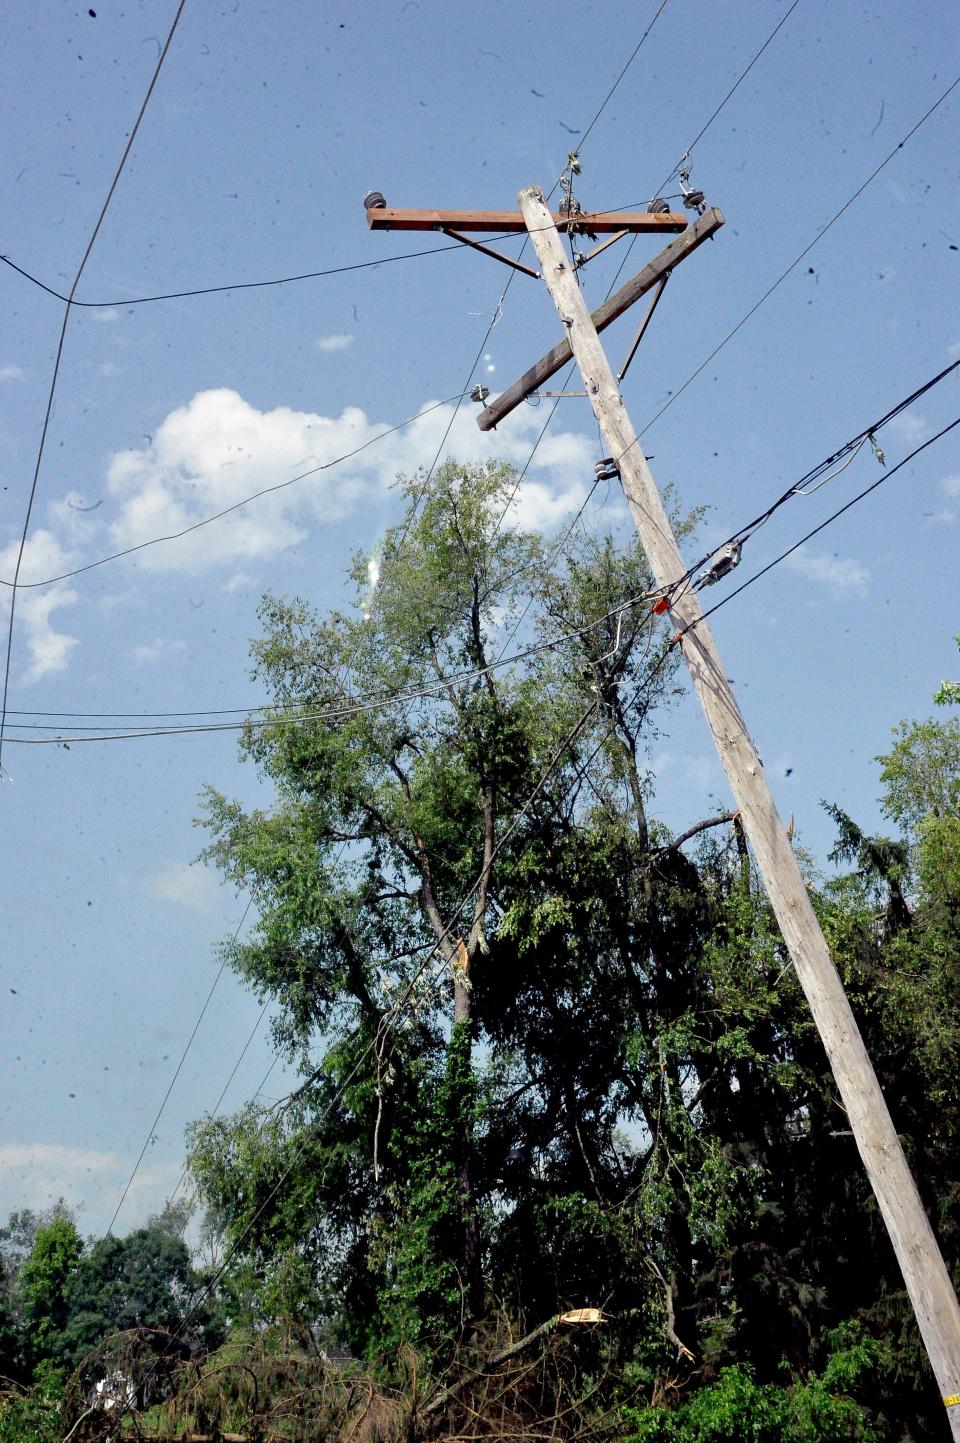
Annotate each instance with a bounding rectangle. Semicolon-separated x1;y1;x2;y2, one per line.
519;182;960;1438
477;208;724;432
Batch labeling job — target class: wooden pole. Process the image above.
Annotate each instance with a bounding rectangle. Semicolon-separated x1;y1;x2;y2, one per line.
517;182;960;1438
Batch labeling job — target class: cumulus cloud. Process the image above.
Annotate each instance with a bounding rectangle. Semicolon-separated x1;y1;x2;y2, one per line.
315;333;354;353
0;1141;179;1231
132;637;188;666
783;547;869;593
885;410;930;445
101;388;595;575
148;859;222;913
0;364;25;382
0;530;79;683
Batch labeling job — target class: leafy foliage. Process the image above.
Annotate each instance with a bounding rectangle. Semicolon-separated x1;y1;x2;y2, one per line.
9;461;953;1438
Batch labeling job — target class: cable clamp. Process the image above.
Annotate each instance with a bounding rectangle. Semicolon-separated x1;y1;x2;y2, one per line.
694;539;742;590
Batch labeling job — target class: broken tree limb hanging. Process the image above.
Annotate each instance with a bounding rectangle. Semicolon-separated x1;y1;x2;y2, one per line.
476;207;724;431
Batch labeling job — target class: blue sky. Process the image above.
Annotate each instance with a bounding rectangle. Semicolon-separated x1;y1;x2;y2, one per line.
0;0;958;1237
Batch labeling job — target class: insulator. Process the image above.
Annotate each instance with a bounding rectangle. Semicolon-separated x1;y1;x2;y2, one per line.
646;198;670;214
594;458;619;482
363;190;387;210
682;189;705;211
470;385;490;404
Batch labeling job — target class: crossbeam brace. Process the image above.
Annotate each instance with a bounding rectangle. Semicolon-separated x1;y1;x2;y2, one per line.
574;229;629;268
617;273;670;381
476;207;724;431
442;229;540;279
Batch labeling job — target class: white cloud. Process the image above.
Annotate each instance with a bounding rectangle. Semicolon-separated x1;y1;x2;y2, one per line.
315;333;354;353
0;530;79;683
148;859;221;913
942;473;960;498
885;410;930;445
100;388;595;575
132;637;188;666
91;307;121;323
0;364;25;381
783;547;869;593
223;571;255;593
0;1141;178;1229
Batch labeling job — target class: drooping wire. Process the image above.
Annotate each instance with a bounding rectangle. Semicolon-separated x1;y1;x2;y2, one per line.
3;589;660;744
686;416;960;635
656;356;960;601
0;215;633;312
0;0;188;778
0;240;483;309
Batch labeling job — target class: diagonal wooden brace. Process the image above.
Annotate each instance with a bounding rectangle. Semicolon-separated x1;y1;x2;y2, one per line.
476;207;724;431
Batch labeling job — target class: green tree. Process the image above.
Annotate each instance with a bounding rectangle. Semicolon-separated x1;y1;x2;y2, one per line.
18;1218;82;1377
184;460;960;1438
58;1225;207;1375
189;459;695;1358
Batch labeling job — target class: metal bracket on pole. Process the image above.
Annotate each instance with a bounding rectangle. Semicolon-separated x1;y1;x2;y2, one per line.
573;229;630;268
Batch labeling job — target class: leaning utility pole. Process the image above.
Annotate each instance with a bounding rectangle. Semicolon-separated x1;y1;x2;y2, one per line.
365;184;960;1434
514;183;960;1436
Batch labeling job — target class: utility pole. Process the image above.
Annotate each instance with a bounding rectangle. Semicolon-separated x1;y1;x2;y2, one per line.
515;182;960;1437
364;184;960;1433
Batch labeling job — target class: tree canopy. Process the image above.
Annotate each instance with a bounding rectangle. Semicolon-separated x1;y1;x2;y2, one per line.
6;461;958;1442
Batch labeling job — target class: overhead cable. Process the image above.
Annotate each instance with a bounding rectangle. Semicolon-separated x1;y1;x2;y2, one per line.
0;393;468;592
648;0;804;203
2;590;661;744
640;74;960;439
664;356;960;598
0;0;188;779
106;894;254;1236
688;416;960;632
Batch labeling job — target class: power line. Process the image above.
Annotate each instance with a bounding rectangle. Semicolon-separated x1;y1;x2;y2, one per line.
0;239;482;309
10;355;956;734
574;0;673;154
648;0;804;202
106;894;254;1235
0;212;638;313
111;634;674;1406
690;415;960;632
0;0;188;779
0;393;468;592
658;356;960;599
3;588;661;745
639;73;960;439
